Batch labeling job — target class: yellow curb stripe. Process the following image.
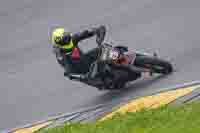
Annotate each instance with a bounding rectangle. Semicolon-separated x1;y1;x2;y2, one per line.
99;85;200;121
12;121;52;133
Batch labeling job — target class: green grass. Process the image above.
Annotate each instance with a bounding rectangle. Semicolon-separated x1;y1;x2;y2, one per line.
38;102;200;133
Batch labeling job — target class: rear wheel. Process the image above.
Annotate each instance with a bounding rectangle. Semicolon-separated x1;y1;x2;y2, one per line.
134;56;173;74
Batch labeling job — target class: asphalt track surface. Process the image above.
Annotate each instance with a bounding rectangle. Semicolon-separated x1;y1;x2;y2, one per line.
1;0;200;130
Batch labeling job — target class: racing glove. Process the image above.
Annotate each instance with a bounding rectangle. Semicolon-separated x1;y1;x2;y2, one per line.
95;25;106;45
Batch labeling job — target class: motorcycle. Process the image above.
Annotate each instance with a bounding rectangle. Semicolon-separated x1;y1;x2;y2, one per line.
53;26;173;90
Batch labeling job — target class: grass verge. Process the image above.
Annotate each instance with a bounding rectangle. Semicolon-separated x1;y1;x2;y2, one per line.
38;102;200;133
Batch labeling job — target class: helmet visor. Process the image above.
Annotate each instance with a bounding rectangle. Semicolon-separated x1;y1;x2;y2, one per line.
62;35;71;44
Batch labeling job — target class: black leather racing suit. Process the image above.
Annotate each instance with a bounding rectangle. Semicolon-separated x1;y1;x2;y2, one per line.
53;25;106;81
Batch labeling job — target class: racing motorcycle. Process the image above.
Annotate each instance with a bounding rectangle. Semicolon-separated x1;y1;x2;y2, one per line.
54;31;173;90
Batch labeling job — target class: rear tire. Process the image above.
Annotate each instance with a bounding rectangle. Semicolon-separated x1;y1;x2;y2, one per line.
134;56;173;74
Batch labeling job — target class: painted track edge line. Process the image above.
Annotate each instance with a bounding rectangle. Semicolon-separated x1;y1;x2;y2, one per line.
99;85;197;121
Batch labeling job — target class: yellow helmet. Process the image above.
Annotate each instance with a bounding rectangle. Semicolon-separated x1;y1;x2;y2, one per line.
50;27;74;50
51;27;65;45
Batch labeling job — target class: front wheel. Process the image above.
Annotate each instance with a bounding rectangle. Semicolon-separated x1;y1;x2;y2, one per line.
134;56;173;74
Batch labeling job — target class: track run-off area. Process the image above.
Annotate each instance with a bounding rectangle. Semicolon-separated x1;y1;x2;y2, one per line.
11;82;200;133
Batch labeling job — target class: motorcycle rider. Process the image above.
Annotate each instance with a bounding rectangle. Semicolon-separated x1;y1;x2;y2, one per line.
51;25;142;89
51;25;106;81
